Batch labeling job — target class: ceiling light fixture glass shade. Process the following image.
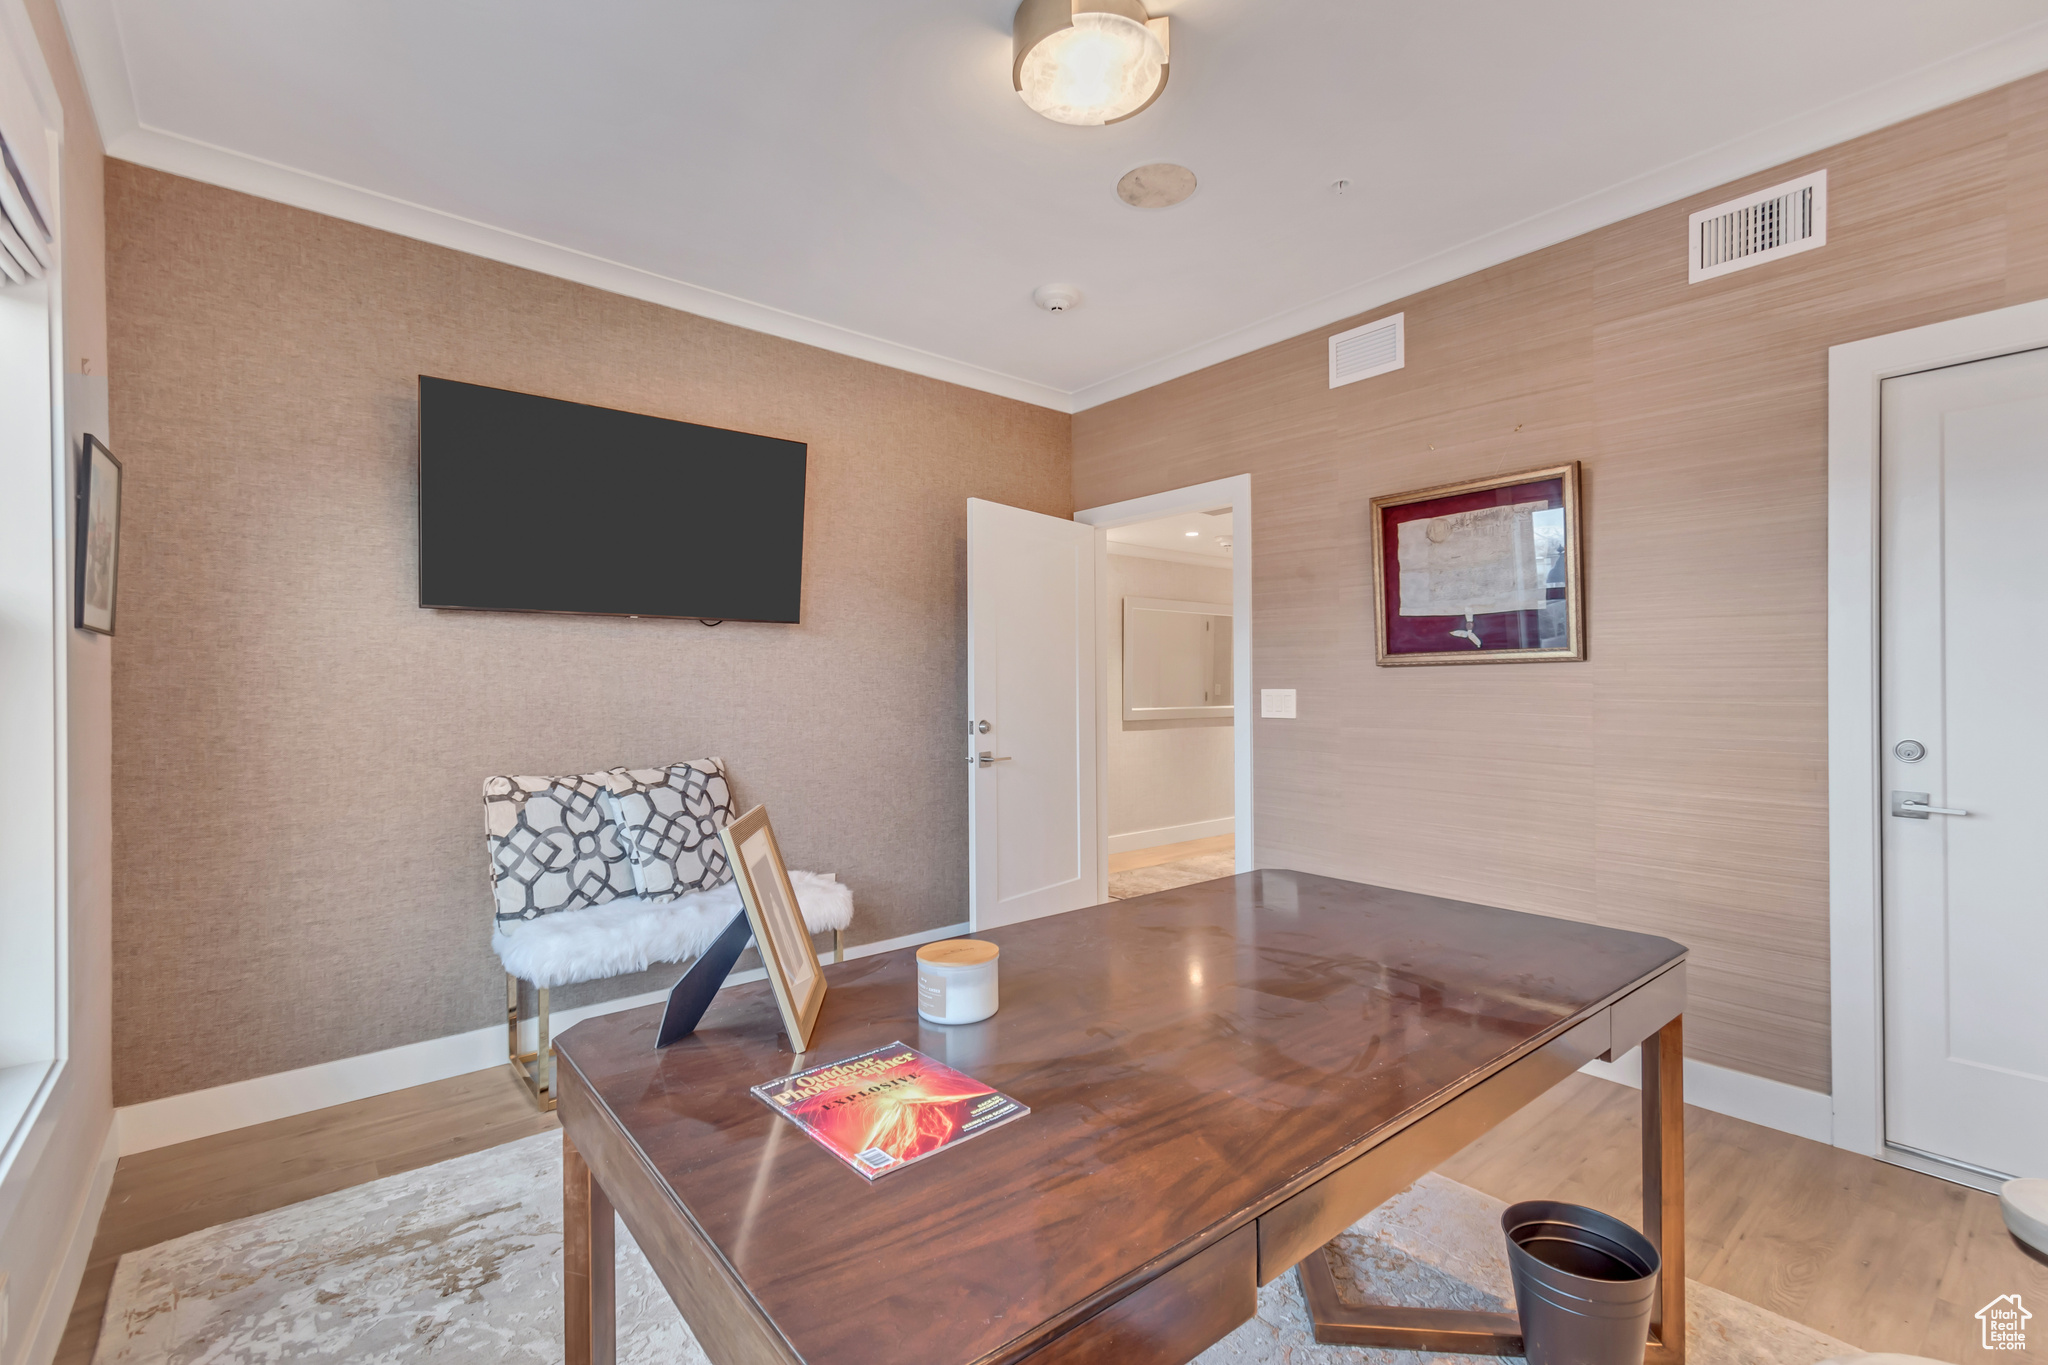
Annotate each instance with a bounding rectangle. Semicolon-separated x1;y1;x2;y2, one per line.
1013;0;1169;126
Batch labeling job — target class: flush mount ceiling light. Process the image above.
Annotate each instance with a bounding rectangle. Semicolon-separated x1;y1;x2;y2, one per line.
1013;0;1170;126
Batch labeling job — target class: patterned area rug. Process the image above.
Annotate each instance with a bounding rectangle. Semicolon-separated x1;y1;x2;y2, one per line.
1108;851;1238;899
93;1133;704;1365
94;1134;1859;1365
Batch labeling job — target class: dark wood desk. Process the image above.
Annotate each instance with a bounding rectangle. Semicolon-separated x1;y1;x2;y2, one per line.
555;871;1688;1365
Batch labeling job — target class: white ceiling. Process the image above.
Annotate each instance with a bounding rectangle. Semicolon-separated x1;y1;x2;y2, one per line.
1109;509;1233;560
59;1;2048;411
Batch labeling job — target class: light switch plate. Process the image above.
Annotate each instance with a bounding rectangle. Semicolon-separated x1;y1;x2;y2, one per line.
1260;689;1296;718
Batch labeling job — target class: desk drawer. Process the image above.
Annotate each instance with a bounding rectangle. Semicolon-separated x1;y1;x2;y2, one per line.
1025;1223;1256;1365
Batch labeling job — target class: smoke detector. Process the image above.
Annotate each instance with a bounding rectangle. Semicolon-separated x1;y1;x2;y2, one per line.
1033;283;1083;312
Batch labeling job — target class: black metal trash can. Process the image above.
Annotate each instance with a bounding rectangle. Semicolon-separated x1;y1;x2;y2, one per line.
1502;1200;1662;1365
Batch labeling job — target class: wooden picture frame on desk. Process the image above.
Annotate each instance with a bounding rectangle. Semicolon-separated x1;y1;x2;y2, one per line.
720;805;826;1052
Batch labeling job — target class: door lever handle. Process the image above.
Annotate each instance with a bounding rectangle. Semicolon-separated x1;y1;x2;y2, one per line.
972;751;1013;768
1892;790;1969;819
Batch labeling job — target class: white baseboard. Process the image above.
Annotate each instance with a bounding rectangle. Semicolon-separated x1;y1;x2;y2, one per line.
1580;1049;1833;1146
112;922;1839;1161
115;921;969;1157
1107;817;1235;855
20;1118;117;1365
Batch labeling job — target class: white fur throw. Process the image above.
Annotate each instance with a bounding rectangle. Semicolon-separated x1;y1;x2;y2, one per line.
492;871;854;989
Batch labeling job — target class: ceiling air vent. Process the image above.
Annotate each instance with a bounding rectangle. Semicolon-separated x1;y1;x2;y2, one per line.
1689;170;1826;284
1328;313;1404;388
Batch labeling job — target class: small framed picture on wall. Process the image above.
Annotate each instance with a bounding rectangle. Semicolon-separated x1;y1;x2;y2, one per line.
75;434;123;636
1371;461;1582;666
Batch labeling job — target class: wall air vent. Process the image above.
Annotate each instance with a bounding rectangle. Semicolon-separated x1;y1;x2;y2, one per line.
1689;170;1826;284
1328;313;1404;388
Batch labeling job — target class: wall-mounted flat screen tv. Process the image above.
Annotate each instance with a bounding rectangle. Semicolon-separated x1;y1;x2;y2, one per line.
418;377;806;622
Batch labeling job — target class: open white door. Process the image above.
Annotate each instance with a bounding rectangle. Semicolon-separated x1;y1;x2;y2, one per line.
967;498;1100;931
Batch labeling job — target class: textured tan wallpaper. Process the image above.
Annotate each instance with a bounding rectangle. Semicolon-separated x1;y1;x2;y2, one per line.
1074;73;2048;1093
107;164;1070;1105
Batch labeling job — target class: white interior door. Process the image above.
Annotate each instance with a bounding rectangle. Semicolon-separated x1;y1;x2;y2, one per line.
1880;347;2048;1180
967;498;1099;931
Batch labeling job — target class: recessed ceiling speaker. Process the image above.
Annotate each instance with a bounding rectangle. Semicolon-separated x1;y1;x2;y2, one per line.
1117;163;1197;209
1033;284;1084;312
1013;0;1170;126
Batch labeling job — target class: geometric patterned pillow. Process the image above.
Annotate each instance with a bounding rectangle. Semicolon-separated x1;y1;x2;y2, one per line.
482;772;638;924
602;758;735;900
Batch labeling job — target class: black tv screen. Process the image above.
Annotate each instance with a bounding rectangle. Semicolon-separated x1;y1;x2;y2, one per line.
418;377;806;622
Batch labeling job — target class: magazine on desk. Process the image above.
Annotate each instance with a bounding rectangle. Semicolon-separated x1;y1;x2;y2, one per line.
751;1042;1028;1180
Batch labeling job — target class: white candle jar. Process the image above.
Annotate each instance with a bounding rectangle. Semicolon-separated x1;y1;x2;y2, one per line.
916;939;1000;1025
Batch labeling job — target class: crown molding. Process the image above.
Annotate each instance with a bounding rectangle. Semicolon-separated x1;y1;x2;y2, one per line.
104;125;1078;411
56;0;2048;416
56;0;1077;410
1106;540;1231;567
1067;18;2048;411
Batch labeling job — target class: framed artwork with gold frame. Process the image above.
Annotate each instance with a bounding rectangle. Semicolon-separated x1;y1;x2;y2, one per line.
1371;461;1583;666
720;804;826;1051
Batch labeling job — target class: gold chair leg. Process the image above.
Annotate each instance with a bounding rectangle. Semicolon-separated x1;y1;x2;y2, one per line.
506;973;557;1112
536;985;553;1109
834;928;844;964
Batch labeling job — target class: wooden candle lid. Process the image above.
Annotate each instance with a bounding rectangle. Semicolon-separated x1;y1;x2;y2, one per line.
917;938;1000;968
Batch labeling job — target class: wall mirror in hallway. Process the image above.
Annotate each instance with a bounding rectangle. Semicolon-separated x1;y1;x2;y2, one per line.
1122;597;1232;721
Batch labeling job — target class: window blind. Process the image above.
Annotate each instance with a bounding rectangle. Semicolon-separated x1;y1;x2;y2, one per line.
0;131;51;288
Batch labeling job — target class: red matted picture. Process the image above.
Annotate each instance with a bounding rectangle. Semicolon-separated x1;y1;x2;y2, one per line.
1371;462;1583;666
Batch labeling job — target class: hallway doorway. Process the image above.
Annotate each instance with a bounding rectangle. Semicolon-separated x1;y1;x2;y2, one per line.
1076;474;1252;900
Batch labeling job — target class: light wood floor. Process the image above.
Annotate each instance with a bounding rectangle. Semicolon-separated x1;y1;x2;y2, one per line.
1441;1074;2048;1360
1107;833;1234;874
57;1066;559;1365
59;1064;2042;1363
